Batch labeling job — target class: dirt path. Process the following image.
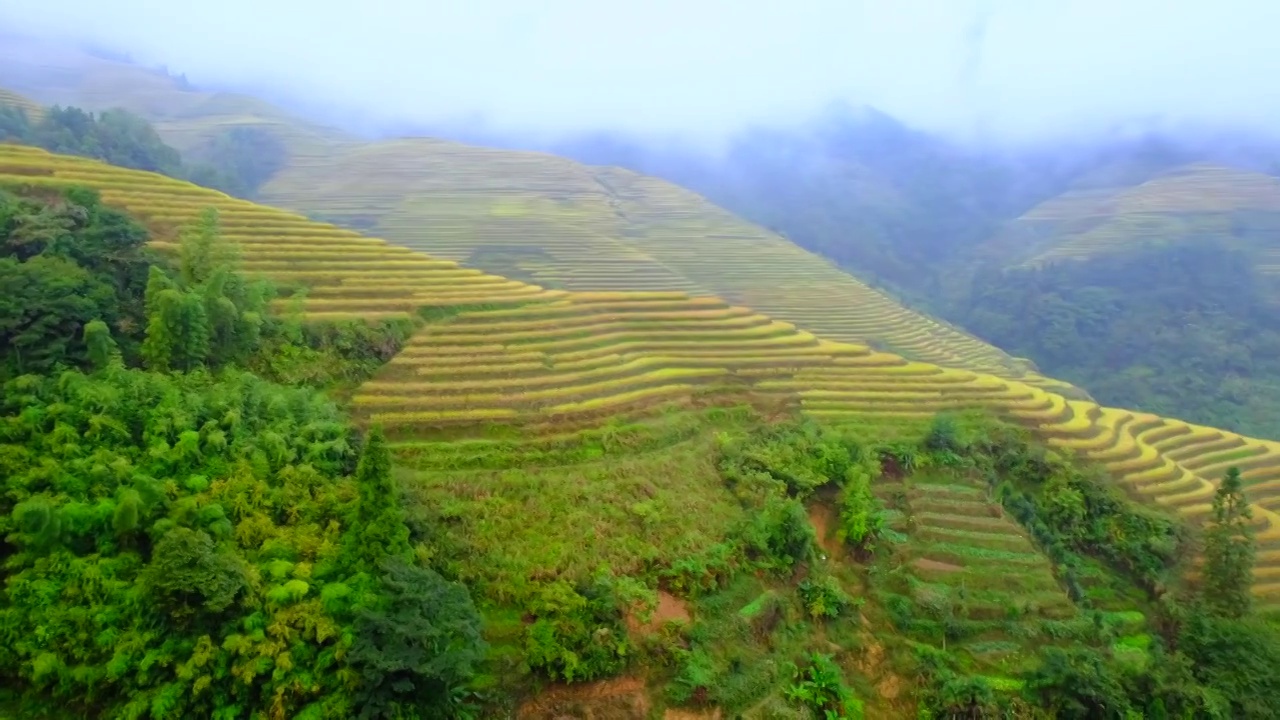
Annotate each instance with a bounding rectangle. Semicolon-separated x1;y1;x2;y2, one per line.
808;503;842;560
517;677;648;719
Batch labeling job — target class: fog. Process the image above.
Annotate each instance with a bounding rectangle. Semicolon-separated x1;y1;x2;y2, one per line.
3;0;1280;144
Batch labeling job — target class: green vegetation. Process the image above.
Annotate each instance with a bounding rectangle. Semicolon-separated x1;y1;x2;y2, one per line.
0;104;278;198
185;127;288;198
0;186;155;377
9;72;1280;718
956;240;1280;439
0;185;481;718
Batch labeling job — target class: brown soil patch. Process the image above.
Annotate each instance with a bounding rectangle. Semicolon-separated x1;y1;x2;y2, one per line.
808;503;842;559
625;591;691;636
876;673;904;701
853;616;909;713
518;676;649;720
663;709;723;720
911;557;964;573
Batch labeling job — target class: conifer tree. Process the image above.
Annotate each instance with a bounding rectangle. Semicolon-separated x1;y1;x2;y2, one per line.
351;427;411;569
1203;466;1255;618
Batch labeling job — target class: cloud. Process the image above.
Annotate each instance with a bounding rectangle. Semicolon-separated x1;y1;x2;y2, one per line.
3;0;1279;142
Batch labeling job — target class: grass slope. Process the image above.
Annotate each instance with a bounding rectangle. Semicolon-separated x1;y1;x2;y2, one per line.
9;144;1280;611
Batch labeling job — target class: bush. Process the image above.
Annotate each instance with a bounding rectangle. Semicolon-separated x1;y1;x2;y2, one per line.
784;653;862;719
797;576;856;619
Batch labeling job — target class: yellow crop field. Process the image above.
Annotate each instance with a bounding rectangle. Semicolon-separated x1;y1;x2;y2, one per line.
0;144;549;318
0;88;45;121
191;131;1084;396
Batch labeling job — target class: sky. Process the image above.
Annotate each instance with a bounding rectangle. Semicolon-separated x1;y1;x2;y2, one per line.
2;0;1280;143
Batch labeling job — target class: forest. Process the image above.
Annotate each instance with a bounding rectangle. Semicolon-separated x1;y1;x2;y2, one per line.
0;104;283;198
952;240;1280;439
0;184;483;718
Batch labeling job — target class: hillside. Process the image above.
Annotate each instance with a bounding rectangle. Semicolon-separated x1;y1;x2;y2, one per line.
6;142;1280;592
942;162;1280;440
978;162;1280;271
8;44;1280;712
254;138;1090;398
0;35;350;164
0;87;43;121
8;141;1280;715
0;44;1085;397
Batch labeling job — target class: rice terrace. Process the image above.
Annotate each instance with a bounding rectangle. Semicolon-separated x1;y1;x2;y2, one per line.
4;24;1280;719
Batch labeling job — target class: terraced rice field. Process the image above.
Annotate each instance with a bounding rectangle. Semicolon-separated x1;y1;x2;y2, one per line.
0;72;1089;395
359;294;1280;608
875;476;1077;671
0;144;559;318
260;139;707;294
11;143;1280;607
984;163;1280;269
0;41;349;165
0;88;43;121
256;138;1082;396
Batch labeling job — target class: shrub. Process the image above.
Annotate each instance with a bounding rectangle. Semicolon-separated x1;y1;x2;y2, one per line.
784;653;862;719
798;576;856;619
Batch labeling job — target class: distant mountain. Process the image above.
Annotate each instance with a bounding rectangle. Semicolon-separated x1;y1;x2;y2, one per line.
948;162;1280;439
969;162;1280;303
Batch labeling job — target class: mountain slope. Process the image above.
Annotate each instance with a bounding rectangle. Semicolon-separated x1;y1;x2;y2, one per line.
0;46;1081;395
255;136;1084;396
979;162;1280;271
0;87;43;121
946;162;1280;441
10;143;1280;609
0;35;350;164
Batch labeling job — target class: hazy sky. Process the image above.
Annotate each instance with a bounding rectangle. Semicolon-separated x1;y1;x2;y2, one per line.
3;0;1280;142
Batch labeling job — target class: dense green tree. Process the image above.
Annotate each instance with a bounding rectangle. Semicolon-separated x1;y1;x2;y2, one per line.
0;186;158;377
0;255;116;375
0;105;31;140
187;127;288;198
140;209;269;371
4;103;280;197
1025;647;1135;718
955;241;1280;440
347;557;486;719
28;106;183;176
1202;467;1255;618
349;427;412;569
